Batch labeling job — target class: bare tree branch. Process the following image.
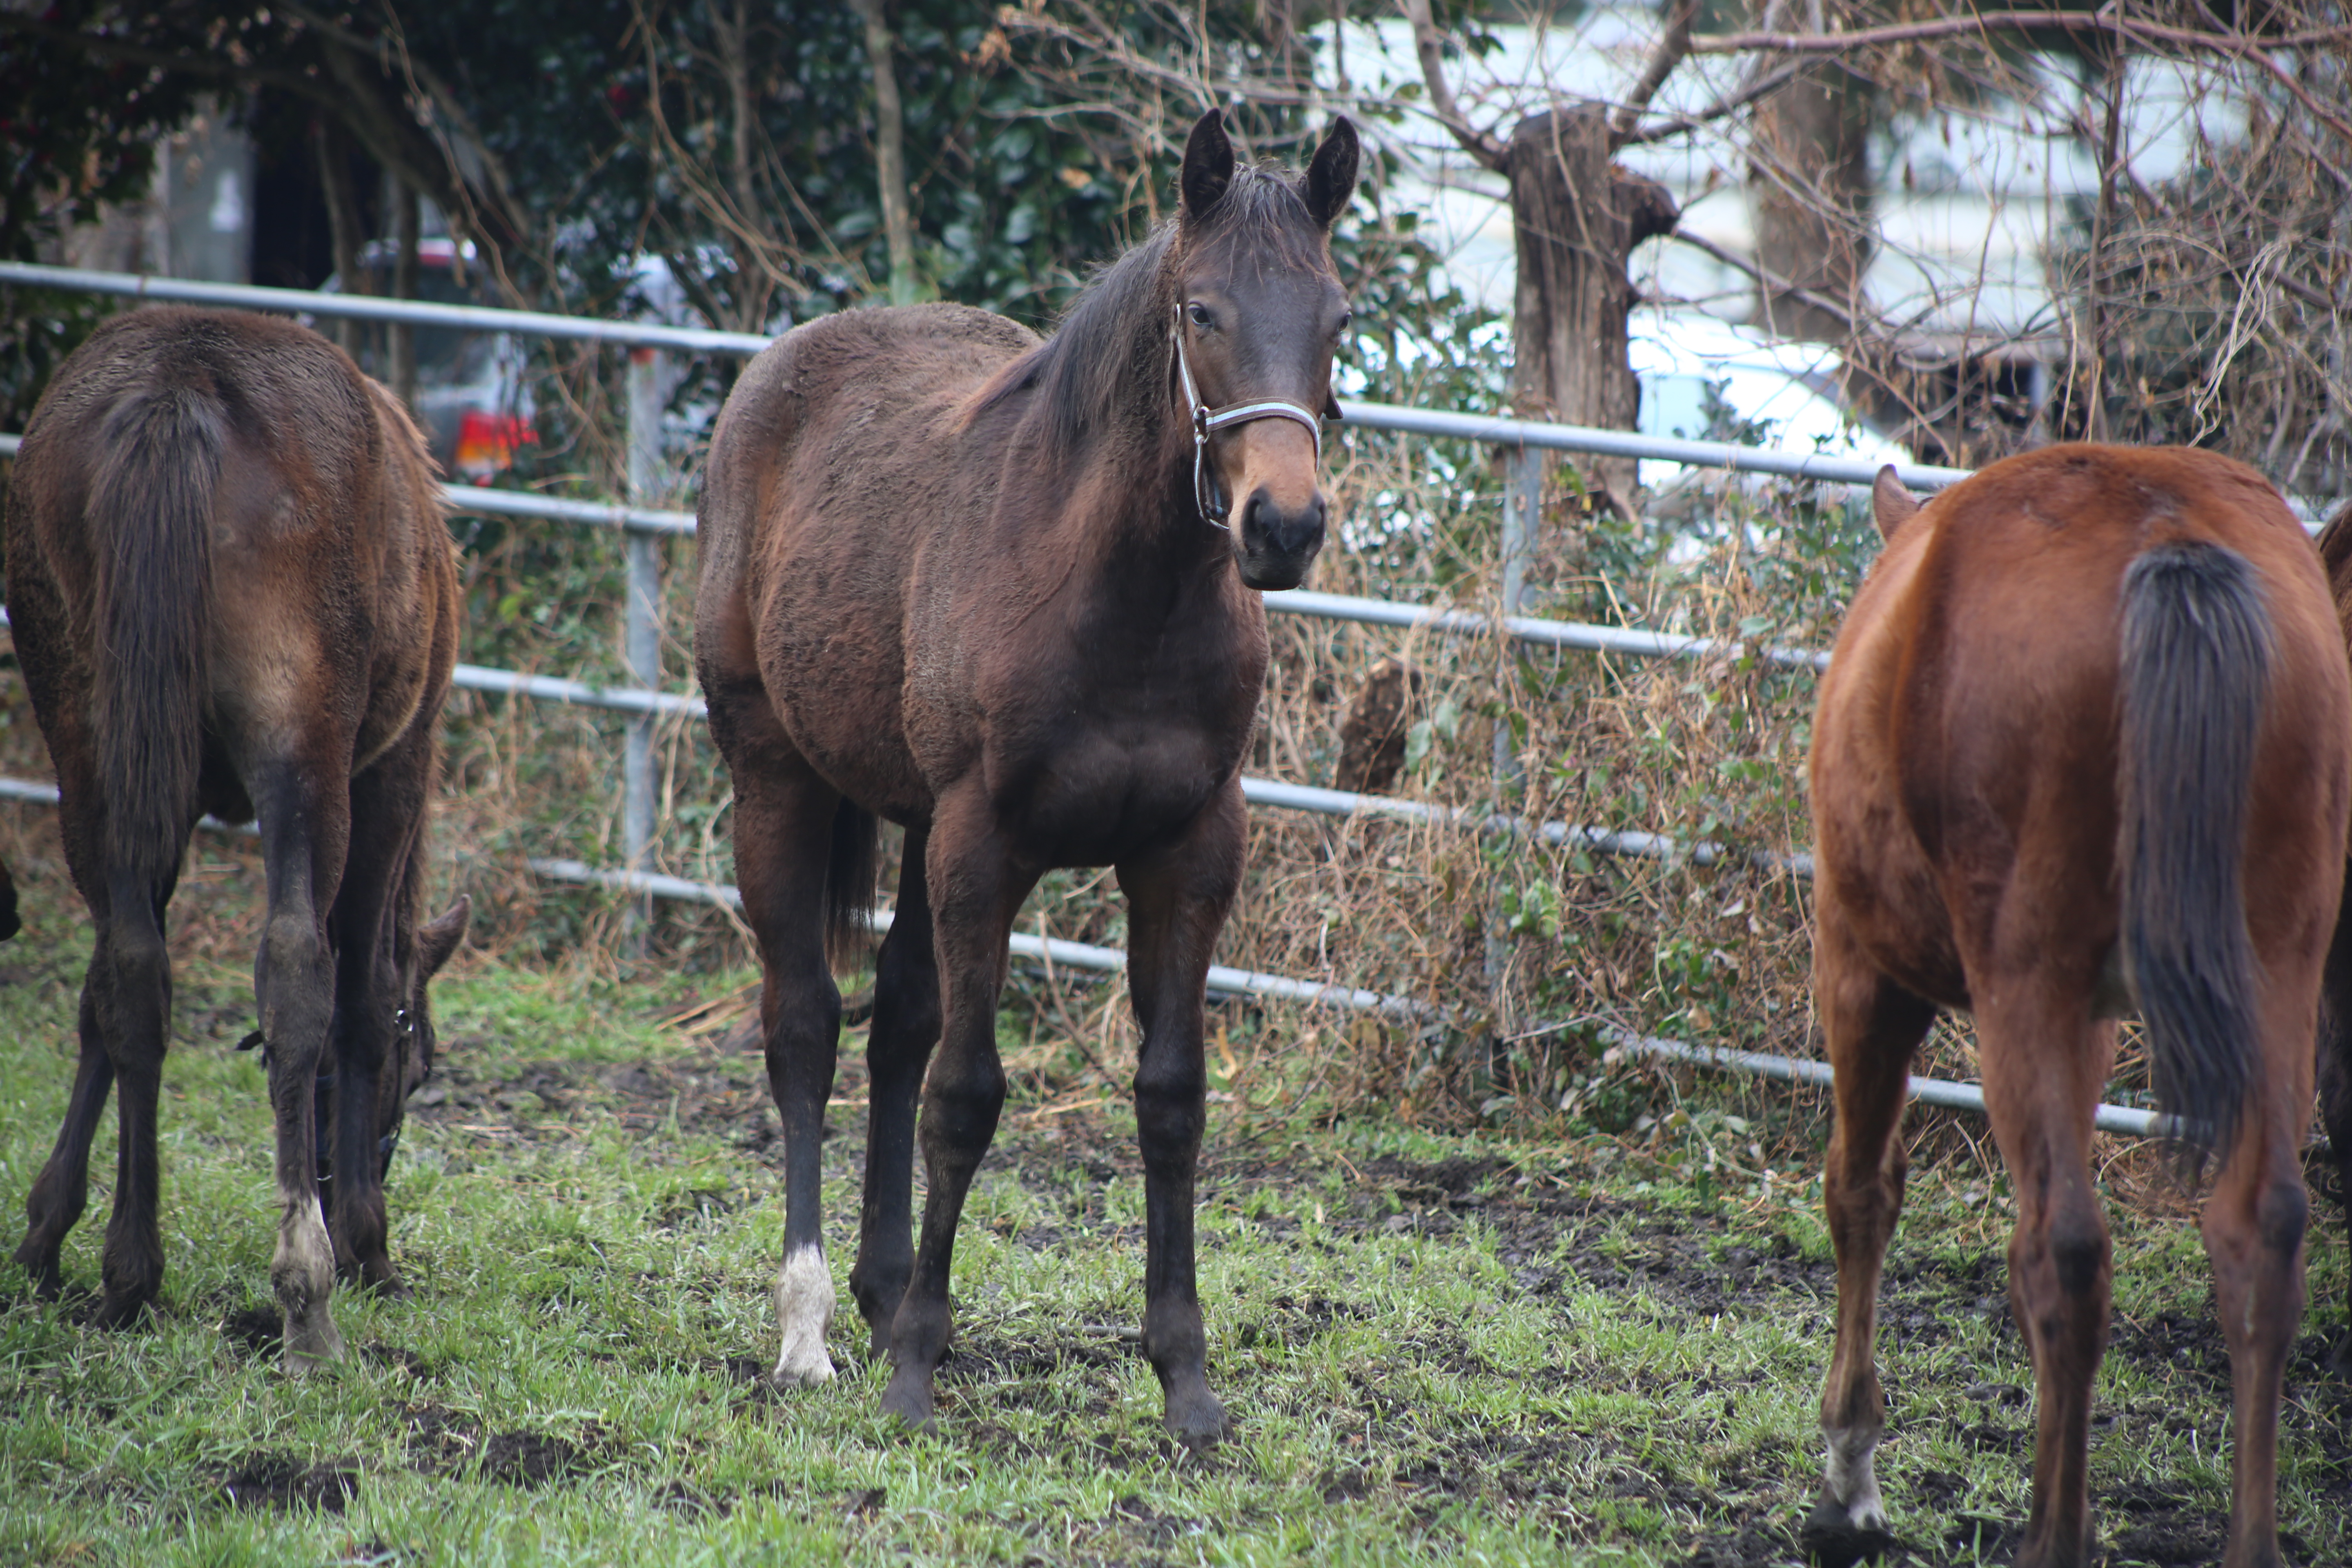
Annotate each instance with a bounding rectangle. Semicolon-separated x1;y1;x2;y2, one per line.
1688;10;2352;55
1617;60;1803;147
1688;8;2352;150
1609;0;1697;151
1668;229;1864;336
1400;0;1506;173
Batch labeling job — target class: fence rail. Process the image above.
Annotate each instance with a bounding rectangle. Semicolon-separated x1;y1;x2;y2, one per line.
3;259;2243;1138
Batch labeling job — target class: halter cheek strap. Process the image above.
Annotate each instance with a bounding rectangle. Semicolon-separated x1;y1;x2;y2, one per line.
1172;303;1326;530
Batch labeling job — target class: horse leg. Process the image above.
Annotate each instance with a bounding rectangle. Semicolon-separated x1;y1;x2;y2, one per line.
2200;988;2316;1568
1979;987;2114;1568
880;788;1035;1429
730;746;844;1388
252;759;352;1372
322;722;432;1293
849;824;939;1357
1116;784;1244;1447
1806;912;1934;1566
15;981;115;1297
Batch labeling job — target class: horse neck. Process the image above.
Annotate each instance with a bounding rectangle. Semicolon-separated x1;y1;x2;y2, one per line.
1022;275;1234;598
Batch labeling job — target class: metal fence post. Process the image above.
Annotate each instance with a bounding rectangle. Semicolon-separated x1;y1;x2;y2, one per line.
1493;445;1540;790
623;349;665;891
1484;443;1543;1077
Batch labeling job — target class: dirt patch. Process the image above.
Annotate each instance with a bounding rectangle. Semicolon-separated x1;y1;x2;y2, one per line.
362;1343;430;1379
401;1401;483;1471
219;1304;281;1359
1681;1518;1802;1568
217;1453;360;1512
479;1428;599;1486
409;1056;775;1148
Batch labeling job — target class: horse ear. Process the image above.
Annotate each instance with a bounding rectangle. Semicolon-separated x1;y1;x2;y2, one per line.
1872;466;1920;539
1181;110;1235;220
418;895;471;978
1301;117;1360;229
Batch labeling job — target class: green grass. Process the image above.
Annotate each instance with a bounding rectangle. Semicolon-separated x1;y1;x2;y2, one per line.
0;861;2347;1567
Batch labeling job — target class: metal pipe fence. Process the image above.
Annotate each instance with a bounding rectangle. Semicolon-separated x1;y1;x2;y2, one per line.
2;260;2233;1139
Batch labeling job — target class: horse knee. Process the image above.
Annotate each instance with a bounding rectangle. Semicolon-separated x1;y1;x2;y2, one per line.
2255;1176;2308;1258
2048;1207;2111;1299
1133;1060;1206;1165
97;923;169;1038
258;913;331;1049
920;1055;1005;1158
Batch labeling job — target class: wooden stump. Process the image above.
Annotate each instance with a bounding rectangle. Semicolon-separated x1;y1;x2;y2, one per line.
1334;657;1426;796
1507;104;1679;523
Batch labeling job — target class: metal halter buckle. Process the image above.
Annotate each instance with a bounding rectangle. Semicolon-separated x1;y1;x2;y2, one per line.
1171;302;1326;529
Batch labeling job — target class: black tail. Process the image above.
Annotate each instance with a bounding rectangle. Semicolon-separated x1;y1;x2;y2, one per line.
2118;540;2272;1167
823;799;880;972
89;388;219;904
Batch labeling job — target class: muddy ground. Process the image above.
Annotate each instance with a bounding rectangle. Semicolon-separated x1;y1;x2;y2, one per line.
387;1041;2352;1568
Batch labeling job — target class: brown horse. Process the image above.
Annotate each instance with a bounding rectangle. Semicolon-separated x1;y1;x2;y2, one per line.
1806;447;2348;1568
7;307;469;1368
694;111;1356;1441
2307;499;2352;1374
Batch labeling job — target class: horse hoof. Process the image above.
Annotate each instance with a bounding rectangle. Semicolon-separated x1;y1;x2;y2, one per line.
351;1260;409;1299
90;1290;152;1330
282;1314;347;1374
20;1256;64;1301
1163;1388;1229;1450
770;1341;836;1388
1801;1493;1895;1568
879;1370;937;1432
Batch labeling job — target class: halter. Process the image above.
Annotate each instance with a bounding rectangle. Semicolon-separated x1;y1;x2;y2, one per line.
1172;302;1326;529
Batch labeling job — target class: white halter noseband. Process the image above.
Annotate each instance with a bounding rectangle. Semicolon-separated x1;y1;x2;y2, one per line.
1172;303;1326;530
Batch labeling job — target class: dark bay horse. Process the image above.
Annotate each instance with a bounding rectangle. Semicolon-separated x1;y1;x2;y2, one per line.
7;307;470;1368
695;111;1356;1441
1807;448;2348;1568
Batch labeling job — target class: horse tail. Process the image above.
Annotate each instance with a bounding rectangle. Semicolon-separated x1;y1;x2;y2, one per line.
823;799;880;971
2118;538;2273;1167
88;386;220;905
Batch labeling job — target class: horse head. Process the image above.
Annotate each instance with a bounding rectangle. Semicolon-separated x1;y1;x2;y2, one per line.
378;893;471;1177
1171;111;1358;591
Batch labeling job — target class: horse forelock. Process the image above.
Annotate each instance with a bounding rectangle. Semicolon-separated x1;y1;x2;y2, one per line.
967;165;1332;466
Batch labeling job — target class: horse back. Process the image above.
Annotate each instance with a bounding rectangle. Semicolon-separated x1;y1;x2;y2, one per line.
1814;444;2348;1005
697;304;1040;821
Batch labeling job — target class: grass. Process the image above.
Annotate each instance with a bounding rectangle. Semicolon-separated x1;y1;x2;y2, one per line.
0;851;2348;1568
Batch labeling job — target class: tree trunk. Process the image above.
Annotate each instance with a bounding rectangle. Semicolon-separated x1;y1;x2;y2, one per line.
849;0;918;306
1744;3;1874;344
1507;105;1679;522
714;0;776;332
316;120;369;359
388;178;419;410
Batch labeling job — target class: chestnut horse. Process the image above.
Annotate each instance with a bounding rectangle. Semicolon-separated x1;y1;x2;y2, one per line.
7;307;469;1368
2307;499;2352;1374
1807;447;2347;1568
695;111;1356;1441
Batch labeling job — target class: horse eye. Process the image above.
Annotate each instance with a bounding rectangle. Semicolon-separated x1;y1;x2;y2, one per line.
1335;309;1354;337
1186;303;1213;330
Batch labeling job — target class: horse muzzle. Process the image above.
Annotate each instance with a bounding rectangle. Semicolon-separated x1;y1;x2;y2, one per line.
1235;485;1327;591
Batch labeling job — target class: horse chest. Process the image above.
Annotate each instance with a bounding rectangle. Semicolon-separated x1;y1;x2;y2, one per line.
995;719;1232;864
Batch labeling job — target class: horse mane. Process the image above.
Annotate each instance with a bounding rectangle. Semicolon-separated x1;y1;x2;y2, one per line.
969;165;1328;463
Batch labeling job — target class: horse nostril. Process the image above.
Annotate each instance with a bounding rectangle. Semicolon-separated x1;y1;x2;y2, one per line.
1243;489;1326;557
